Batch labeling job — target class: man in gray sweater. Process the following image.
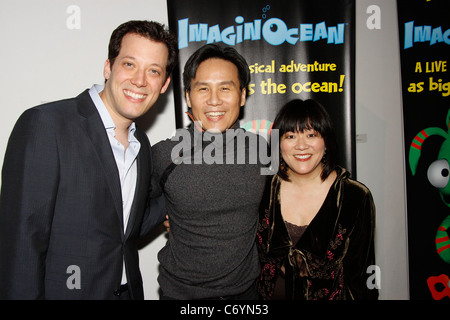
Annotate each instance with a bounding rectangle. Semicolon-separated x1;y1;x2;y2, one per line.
151;44;271;299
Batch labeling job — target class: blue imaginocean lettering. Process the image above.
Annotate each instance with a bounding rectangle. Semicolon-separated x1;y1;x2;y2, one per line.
404;21;450;49
178;16;346;49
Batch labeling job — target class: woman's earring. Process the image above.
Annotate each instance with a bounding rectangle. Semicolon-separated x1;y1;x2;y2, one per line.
280;158;286;171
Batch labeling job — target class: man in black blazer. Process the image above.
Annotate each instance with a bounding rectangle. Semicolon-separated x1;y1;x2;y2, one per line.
0;20;177;299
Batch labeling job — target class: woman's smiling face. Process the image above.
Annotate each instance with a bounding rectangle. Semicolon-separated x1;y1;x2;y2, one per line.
280;127;326;178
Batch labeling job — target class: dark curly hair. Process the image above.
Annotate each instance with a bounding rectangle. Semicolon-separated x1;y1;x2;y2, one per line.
107;20;178;79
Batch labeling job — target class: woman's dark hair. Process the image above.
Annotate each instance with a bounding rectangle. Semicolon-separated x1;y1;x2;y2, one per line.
183;44;250;92
272;99;338;181
107;20;178;79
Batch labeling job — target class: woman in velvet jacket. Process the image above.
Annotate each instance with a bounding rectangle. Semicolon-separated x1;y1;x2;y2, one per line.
256;99;378;300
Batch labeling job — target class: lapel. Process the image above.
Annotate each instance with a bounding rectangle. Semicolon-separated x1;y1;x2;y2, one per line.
267;171;344;260
295;167;348;260
124;129;151;239
267;176;291;252
295;184;339;259
76;90;124;233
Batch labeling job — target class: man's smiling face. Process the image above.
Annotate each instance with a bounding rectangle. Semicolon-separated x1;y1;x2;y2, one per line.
100;32;171;127
186;58;246;132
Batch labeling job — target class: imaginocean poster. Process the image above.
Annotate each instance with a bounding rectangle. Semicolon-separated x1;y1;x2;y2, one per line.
167;0;356;173
398;0;450;300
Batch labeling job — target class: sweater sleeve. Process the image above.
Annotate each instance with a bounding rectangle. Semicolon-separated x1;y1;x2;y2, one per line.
150;139;172;198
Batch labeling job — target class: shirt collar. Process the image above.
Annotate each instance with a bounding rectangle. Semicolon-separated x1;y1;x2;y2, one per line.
89;84;115;130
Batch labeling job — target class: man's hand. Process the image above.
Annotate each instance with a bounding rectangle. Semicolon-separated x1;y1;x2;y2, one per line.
163;214;170;232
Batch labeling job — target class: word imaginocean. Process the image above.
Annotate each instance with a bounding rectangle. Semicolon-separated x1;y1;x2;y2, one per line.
178;16;346;49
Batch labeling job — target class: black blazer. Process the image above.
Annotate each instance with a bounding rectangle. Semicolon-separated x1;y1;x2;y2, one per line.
0;89;159;299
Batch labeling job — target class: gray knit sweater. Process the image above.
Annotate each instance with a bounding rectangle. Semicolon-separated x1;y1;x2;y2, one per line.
151;124;268;299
